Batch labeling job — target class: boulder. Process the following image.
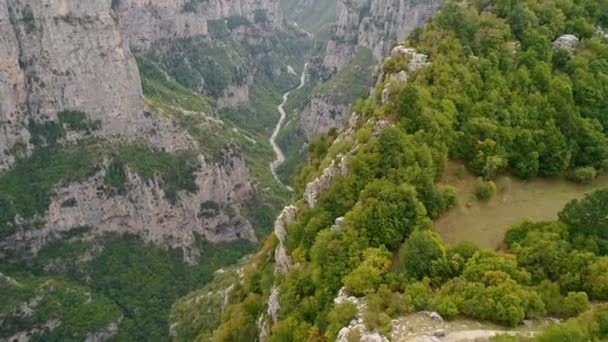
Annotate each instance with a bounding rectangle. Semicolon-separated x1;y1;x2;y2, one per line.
552;34;579;52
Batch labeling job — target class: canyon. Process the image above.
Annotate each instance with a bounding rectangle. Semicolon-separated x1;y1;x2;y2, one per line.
0;0;451;340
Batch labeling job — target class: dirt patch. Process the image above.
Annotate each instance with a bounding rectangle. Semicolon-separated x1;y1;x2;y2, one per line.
434;161;608;249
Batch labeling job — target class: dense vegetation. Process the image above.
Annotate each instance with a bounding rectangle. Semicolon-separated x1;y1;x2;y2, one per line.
493;304;608;341
1;8;318;340
0;234;254;341
208;0;608;340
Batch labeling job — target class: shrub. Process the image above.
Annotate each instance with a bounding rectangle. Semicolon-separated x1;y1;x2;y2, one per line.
325;303;357;340
474;178;497;201
568;167;598;184
343;247;392;296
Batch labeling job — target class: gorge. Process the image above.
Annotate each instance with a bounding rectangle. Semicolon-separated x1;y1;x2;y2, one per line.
3;0;608;341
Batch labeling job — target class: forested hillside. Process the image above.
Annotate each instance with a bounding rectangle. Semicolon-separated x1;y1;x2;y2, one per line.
201;0;608;340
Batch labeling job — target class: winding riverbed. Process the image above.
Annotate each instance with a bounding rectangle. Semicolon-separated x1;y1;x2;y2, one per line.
269;63;308;191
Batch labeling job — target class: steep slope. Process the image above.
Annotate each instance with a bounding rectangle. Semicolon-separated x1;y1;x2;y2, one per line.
194;0;608;340
0;0;259;260
280;0;336;35
0;0;157;170
0;0;310;340
302;0;445;139
275;0;444;185
115;0;285;51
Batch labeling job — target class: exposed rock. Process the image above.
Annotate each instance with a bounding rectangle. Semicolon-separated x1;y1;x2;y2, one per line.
323;0;444;71
257;313;270;342
1;146;256;263
301;0;442;140
273;205;297;274
389;70;409;83
433;329;446;337
382;87;391;104
331;216;345;232
390;45;429;73
304;153;350;207
84;317;122;342
300;93;351;139
5;319;62;342
423;311;444;322
334;288;390;342
598;27;608;40
115;0;286;51
552;34;579;52
268;285;281;323
217;82;251;109
0;0;197;170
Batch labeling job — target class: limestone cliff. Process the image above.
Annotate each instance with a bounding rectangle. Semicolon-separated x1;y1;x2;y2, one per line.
115;0;286;51
324;0;444;71
0;0;260;260
299;0;443;139
1;145;255;263
0;0;194;171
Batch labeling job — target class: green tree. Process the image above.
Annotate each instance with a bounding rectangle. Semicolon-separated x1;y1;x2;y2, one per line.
343;247;392;296
346;180;430;250
559;189;608;239
399;230;447;280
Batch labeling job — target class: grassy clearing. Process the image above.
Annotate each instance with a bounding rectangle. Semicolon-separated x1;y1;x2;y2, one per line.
434;161;608;249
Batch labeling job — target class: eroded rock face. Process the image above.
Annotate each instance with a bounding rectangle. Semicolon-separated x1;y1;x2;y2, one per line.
300;94;351;139
3;0;143;131
334;288;390;342
1;146;255;263
324;0;444;71
0;0;269;260
0;0;196;170
300;0;443;140
304;153;350;207
274;205;297;274
115;0;286;51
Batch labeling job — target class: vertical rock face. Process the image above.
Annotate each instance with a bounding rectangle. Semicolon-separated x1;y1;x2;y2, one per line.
115;0;286;51
4;0;144;133
113;0;208;51
0;0;189;170
324;0;444;71
299;0;443;140
2;146;255;263
0;0;263;257
300;95;351;139
0;0;29;171
273;205;297;274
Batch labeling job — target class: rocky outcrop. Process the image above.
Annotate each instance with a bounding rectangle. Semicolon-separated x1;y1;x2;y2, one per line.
297;0;442;140
0;0;195;171
553;34;579;52
1;146;255;263
217;82;251;109
300;94;351;139
599;27;608;40
324;0;444;71
304;153;350;207
84;318;121;342
115;0;286;51
334;288;389;342
273;205;297;274
382;45;429;104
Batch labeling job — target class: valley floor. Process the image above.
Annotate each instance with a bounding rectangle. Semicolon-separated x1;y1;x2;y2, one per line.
435;161;608;249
